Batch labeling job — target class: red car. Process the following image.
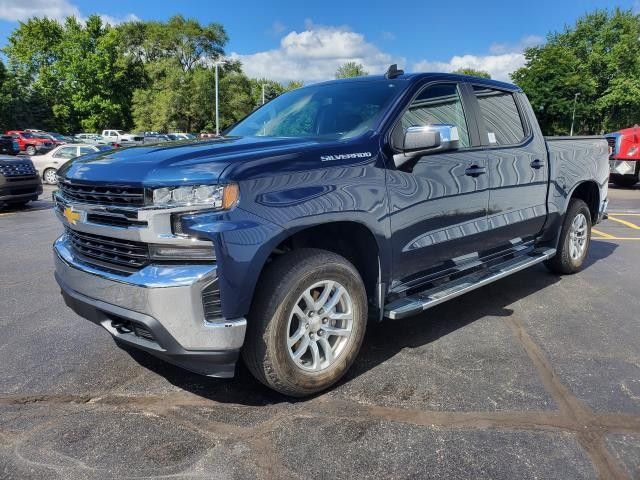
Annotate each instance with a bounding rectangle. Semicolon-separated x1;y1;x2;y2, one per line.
605;126;640;187
6;130;54;156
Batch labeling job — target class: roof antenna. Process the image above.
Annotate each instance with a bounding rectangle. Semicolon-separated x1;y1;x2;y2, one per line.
385;64;404;79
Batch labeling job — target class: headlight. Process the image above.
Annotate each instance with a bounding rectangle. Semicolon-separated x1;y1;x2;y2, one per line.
151;183;239;208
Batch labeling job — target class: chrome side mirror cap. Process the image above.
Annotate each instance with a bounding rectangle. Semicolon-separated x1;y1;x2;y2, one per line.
394;124;460;168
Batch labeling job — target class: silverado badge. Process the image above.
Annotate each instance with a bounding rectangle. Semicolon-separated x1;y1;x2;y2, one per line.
63;206;84;225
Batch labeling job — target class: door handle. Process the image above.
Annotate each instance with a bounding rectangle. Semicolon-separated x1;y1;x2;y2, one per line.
530;159;545;169
464;165;487;177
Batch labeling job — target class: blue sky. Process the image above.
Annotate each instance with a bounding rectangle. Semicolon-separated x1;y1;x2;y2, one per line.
0;0;636;82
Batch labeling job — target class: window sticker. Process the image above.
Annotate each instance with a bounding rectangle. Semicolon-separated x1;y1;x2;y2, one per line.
488;132;497;144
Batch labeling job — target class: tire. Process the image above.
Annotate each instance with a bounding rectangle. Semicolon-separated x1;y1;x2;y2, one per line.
611;175;638;188
25;145;36;156
544;199;592;274
43;168;58;185
242;248;367;397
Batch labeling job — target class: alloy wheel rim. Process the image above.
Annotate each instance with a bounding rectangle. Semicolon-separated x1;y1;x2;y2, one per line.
45;170;57;184
286;280;354;372
568;213;588;260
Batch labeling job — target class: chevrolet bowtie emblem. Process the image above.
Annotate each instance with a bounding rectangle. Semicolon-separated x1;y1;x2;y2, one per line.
63;206;82;225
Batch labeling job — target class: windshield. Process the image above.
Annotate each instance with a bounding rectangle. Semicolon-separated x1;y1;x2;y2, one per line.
228;80;404;140
21;132;34;138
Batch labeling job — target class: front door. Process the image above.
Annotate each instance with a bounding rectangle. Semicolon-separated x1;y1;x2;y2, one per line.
387;82;490;288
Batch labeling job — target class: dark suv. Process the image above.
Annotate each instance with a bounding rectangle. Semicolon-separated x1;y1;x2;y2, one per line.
0;156;43;208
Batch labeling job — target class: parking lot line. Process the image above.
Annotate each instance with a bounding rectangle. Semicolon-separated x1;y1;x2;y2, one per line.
607;215;640;230
591;228;616;239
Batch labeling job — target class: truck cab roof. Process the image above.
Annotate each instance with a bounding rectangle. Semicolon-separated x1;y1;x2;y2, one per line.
310;72;521;92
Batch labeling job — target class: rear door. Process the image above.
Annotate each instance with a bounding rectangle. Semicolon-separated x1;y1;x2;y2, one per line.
470;85;548;245
387;81;491;286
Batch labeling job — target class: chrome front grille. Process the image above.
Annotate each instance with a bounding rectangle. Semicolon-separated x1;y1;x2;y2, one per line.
66;228;149;270
58;179;145;206
0;163;37;177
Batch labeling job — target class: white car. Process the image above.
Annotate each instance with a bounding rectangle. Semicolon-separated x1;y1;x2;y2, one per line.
31;143;114;184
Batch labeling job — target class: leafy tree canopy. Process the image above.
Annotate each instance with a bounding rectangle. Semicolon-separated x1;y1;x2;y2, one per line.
452;68;491;79
335;62;368;79
512;8;640;135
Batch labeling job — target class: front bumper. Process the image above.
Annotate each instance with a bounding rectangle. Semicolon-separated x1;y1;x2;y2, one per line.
0;177;42;204
54;235;246;378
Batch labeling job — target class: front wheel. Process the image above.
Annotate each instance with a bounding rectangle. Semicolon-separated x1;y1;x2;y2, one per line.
243;249;367;397
43;168;58;185
25;145;36;156
545;199;592;274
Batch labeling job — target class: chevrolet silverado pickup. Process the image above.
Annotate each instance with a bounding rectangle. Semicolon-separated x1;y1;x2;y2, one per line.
53;69;609;396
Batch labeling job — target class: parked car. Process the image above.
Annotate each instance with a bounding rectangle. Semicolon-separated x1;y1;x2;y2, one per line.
6;130;54;155
101;130;144;145
0;156;42;208
605;125;640;187
168;133;196;140
38;132;74;146
74;133;105;144
0;135;20;156
53;70;609;396
32;143;114;184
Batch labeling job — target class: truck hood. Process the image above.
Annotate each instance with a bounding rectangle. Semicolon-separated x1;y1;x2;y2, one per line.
58;136;323;186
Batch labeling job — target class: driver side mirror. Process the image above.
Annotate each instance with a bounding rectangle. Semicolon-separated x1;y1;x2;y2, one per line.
394;124;460;169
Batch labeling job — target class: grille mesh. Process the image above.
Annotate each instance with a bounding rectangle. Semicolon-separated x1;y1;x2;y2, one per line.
66;228;149;270
202;282;222;320
0;163;37;177
59;179;145;206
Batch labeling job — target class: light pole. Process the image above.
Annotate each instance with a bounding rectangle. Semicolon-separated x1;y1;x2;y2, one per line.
261;83;265;105
570;93;580;136
213;59;228;136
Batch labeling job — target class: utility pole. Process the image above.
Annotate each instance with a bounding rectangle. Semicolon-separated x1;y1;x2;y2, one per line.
213;59;227;136
261;84;265;105
570;93;580;136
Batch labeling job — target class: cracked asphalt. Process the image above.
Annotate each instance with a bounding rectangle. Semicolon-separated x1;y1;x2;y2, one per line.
1;184;639;479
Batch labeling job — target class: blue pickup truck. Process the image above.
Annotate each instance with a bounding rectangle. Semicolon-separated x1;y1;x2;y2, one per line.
53;68;609;396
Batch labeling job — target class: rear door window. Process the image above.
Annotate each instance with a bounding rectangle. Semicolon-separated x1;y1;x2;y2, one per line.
472;86;525;145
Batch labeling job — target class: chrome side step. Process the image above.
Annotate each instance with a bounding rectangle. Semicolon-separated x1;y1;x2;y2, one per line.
384;248;556;320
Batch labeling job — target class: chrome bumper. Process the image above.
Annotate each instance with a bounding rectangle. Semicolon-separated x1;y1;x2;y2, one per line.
54;235;246;377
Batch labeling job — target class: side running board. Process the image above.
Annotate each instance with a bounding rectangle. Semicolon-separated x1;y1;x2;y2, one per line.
384;248;556;320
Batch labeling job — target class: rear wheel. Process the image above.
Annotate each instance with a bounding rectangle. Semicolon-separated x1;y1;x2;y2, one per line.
545;199;591;274
25;145;36;156
43;168;58;185
243;249;367;397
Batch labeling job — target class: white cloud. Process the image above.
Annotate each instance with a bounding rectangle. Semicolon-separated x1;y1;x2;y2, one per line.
0;0;138;25
235;25;537;84
413;53;526;82
381;31;396;41
232;24;404;83
0;0;80;22
98;13;140;25
489;35;543;55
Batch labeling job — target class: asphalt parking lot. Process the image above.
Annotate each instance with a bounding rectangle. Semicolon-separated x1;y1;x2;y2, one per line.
1;184;639;480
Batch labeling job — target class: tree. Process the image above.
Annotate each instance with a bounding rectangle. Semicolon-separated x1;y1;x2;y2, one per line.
3;15;143;132
452;68;491;79
335;62;368;79
511;8;640;135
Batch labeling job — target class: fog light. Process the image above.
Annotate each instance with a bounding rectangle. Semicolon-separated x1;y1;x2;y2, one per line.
149;244;215;261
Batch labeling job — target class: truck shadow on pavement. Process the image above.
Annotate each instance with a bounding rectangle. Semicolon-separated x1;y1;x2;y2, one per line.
121;241;617;406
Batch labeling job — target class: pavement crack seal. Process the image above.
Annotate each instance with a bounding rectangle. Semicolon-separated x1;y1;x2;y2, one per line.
504;315;631;480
